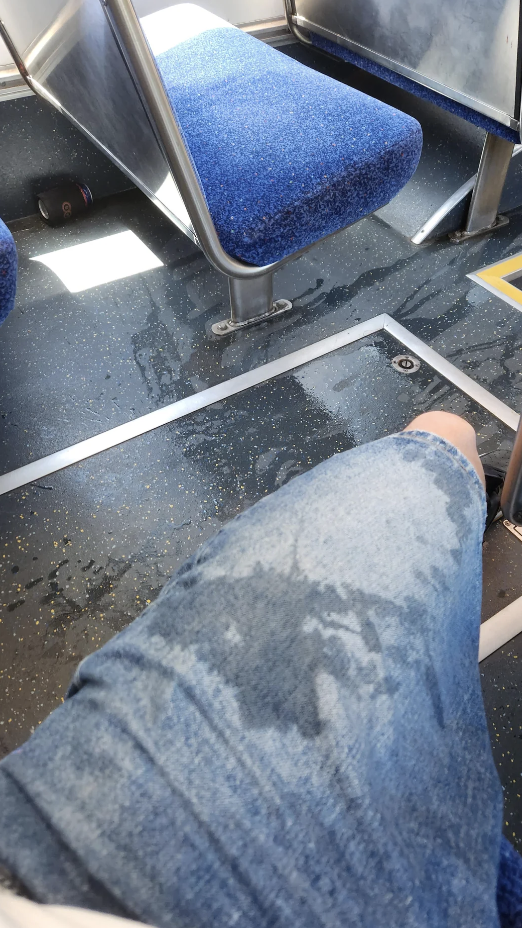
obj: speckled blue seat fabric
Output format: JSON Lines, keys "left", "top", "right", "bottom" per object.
{"left": 0, "top": 218, "right": 16, "bottom": 325}
{"left": 311, "top": 33, "right": 520, "bottom": 145}
{"left": 153, "top": 27, "right": 422, "bottom": 266}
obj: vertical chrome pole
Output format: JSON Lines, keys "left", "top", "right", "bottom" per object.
{"left": 501, "top": 414, "right": 522, "bottom": 525}
{"left": 212, "top": 273, "right": 292, "bottom": 335}
{"left": 228, "top": 274, "right": 274, "bottom": 323}
{"left": 463, "top": 133, "right": 514, "bottom": 236}
{"left": 282, "top": 0, "right": 312, "bottom": 44}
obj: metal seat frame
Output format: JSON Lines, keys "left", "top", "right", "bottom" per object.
{"left": 282, "top": 0, "right": 518, "bottom": 244}
{"left": 0, "top": 0, "right": 401, "bottom": 334}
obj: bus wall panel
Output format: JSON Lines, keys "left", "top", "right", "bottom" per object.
{"left": 0, "top": 96, "right": 132, "bottom": 223}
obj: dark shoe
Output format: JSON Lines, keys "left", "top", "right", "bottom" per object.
{"left": 484, "top": 463, "right": 505, "bottom": 532}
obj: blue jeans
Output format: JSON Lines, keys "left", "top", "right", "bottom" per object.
{"left": 0, "top": 431, "right": 515, "bottom": 927}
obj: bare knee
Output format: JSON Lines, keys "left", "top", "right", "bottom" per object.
{"left": 403, "top": 412, "right": 485, "bottom": 489}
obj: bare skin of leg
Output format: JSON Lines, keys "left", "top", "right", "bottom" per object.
{"left": 404, "top": 412, "right": 485, "bottom": 490}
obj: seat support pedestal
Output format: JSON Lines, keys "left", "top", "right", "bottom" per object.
{"left": 450, "top": 133, "right": 515, "bottom": 242}
{"left": 212, "top": 273, "right": 293, "bottom": 336}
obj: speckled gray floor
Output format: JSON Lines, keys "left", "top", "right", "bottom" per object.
{"left": 3, "top": 182, "right": 522, "bottom": 843}
{"left": 4, "top": 189, "right": 522, "bottom": 462}
{"left": 0, "top": 320, "right": 516, "bottom": 741}
{"left": 0, "top": 95, "right": 131, "bottom": 223}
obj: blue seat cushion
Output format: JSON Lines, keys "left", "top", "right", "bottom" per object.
{"left": 311, "top": 33, "right": 520, "bottom": 146}
{"left": 153, "top": 27, "right": 422, "bottom": 266}
{"left": 0, "top": 218, "right": 17, "bottom": 326}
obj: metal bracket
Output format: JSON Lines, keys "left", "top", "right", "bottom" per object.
{"left": 503, "top": 519, "right": 522, "bottom": 542}
{"left": 449, "top": 214, "right": 509, "bottom": 243}
{"left": 413, "top": 142, "right": 522, "bottom": 245}
{"left": 391, "top": 354, "right": 420, "bottom": 373}
{"left": 452, "top": 133, "right": 515, "bottom": 241}
{"left": 212, "top": 299, "right": 293, "bottom": 336}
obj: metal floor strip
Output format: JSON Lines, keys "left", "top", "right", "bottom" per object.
{"left": 0, "top": 313, "right": 518, "bottom": 497}
{"left": 479, "top": 597, "right": 522, "bottom": 661}
{"left": 382, "top": 316, "right": 519, "bottom": 430}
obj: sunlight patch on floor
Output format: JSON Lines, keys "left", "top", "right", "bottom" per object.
{"left": 31, "top": 230, "right": 163, "bottom": 292}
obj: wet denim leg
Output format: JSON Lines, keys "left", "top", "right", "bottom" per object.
{"left": 0, "top": 431, "right": 502, "bottom": 928}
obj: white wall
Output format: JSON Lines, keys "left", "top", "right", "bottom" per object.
{"left": 0, "top": 0, "right": 69, "bottom": 66}
{"left": 133, "top": 0, "right": 284, "bottom": 23}
{"left": 0, "top": 0, "right": 285, "bottom": 68}
{"left": 0, "top": 37, "right": 12, "bottom": 67}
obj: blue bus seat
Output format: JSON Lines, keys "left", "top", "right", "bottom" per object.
{"left": 310, "top": 33, "right": 519, "bottom": 145}
{"left": 143, "top": 6, "right": 423, "bottom": 267}
{"left": 0, "top": 218, "right": 17, "bottom": 326}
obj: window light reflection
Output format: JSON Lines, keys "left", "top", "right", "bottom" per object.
{"left": 31, "top": 230, "right": 163, "bottom": 293}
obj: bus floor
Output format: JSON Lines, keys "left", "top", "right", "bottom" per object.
{"left": 2, "top": 185, "right": 522, "bottom": 847}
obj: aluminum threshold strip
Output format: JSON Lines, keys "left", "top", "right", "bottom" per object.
{"left": 0, "top": 313, "right": 518, "bottom": 497}
{"left": 479, "top": 596, "right": 522, "bottom": 661}
{"left": 0, "top": 63, "right": 32, "bottom": 101}
{"left": 0, "top": 82, "right": 32, "bottom": 101}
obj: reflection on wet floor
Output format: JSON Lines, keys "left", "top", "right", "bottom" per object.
{"left": 2, "top": 186, "right": 522, "bottom": 845}
{"left": 0, "top": 329, "right": 516, "bottom": 743}
{"left": 3, "top": 188, "right": 522, "bottom": 471}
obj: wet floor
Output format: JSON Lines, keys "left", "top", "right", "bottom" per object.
{"left": 0, "top": 326, "right": 516, "bottom": 750}
{"left": 3, "top": 70, "right": 522, "bottom": 845}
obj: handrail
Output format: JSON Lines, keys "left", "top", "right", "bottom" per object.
{"left": 0, "top": 20, "right": 33, "bottom": 89}
{"left": 102, "top": 0, "right": 276, "bottom": 280}
{"left": 282, "top": 0, "right": 312, "bottom": 45}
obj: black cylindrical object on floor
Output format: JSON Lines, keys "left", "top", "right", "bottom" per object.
{"left": 36, "top": 182, "right": 93, "bottom": 225}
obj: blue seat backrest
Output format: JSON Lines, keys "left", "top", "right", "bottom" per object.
{"left": 311, "top": 34, "right": 520, "bottom": 145}
{"left": 0, "top": 218, "right": 17, "bottom": 326}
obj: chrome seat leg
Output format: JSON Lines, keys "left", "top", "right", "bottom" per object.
{"left": 212, "top": 272, "right": 292, "bottom": 336}
{"left": 451, "top": 133, "right": 514, "bottom": 241}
